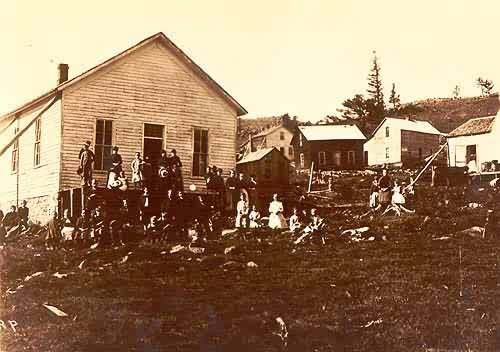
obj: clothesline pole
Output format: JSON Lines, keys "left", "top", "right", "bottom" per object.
{"left": 308, "top": 162, "right": 314, "bottom": 193}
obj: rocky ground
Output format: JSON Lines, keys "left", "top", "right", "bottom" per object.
{"left": 0, "top": 177, "right": 498, "bottom": 351}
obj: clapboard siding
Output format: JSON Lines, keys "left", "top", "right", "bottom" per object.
{"left": 61, "top": 41, "right": 237, "bottom": 191}
{"left": 0, "top": 99, "right": 61, "bottom": 220}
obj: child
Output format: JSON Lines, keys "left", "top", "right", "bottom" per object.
{"left": 289, "top": 207, "right": 302, "bottom": 232}
{"left": 294, "top": 208, "right": 326, "bottom": 245}
{"left": 235, "top": 193, "right": 249, "bottom": 228}
{"left": 248, "top": 205, "right": 261, "bottom": 228}
{"left": 60, "top": 209, "right": 75, "bottom": 245}
{"left": 369, "top": 178, "right": 379, "bottom": 208}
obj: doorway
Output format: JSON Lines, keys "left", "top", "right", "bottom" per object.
{"left": 143, "top": 123, "right": 165, "bottom": 166}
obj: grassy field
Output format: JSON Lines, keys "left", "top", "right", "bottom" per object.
{"left": 0, "top": 185, "right": 498, "bottom": 351}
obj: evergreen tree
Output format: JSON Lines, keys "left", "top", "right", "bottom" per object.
{"left": 367, "top": 51, "right": 385, "bottom": 121}
{"left": 476, "top": 77, "right": 494, "bottom": 96}
{"left": 389, "top": 83, "right": 401, "bottom": 110}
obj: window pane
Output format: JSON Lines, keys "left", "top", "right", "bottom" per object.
{"left": 104, "top": 121, "right": 113, "bottom": 145}
{"left": 200, "top": 154, "right": 208, "bottom": 175}
{"left": 201, "top": 130, "right": 208, "bottom": 154}
{"left": 103, "top": 146, "right": 113, "bottom": 170}
{"left": 96, "top": 120, "right": 104, "bottom": 144}
{"left": 193, "top": 129, "right": 201, "bottom": 153}
{"left": 192, "top": 153, "right": 200, "bottom": 176}
{"left": 95, "top": 145, "right": 103, "bottom": 170}
{"left": 144, "top": 124, "right": 164, "bottom": 138}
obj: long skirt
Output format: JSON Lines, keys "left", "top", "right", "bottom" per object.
{"left": 268, "top": 213, "right": 286, "bottom": 229}
{"left": 61, "top": 227, "right": 75, "bottom": 241}
{"left": 379, "top": 190, "right": 391, "bottom": 205}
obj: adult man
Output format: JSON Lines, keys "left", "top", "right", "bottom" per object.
{"left": 18, "top": 200, "right": 29, "bottom": 231}
{"left": 75, "top": 209, "right": 90, "bottom": 245}
{"left": 3, "top": 206, "right": 19, "bottom": 234}
{"left": 79, "top": 141, "right": 95, "bottom": 187}
{"left": 225, "top": 170, "right": 238, "bottom": 212}
{"left": 168, "top": 149, "right": 183, "bottom": 191}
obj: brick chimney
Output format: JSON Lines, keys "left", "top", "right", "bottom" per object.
{"left": 58, "top": 63, "right": 69, "bottom": 85}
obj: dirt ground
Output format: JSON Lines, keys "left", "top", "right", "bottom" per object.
{"left": 0, "top": 176, "right": 498, "bottom": 351}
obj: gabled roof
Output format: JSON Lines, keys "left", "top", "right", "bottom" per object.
{"left": 237, "top": 147, "right": 277, "bottom": 164}
{"left": 369, "top": 117, "right": 442, "bottom": 138}
{"left": 239, "top": 124, "right": 293, "bottom": 148}
{"left": 0, "top": 32, "right": 247, "bottom": 122}
{"left": 298, "top": 124, "right": 366, "bottom": 141}
{"left": 448, "top": 116, "right": 495, "bottom": 137}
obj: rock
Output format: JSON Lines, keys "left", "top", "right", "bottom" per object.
{"left": 24, "top": 271, "right": 44, "bottom": 282}
{"left": 224, "top": 246, "right": 237, "bottom": 255}
{"left": 247, "top": 261, "right": 259, "bottom": 268}
{"left": 170, "top": 245, "right": 186, "bottom": 254}
{"left": 456, "top": 226, "right": 485, "bottom": 239}
{"left": 188, "top": 246, "right": 205, "bottom": 254}
{"left": 222, "top": 261, "right": 245, "bottom": 270}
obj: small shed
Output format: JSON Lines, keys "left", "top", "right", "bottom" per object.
{"left": 236, "top": 147, "right": 290, "bottom": 185}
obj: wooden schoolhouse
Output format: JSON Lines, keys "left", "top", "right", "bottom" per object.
{"left": 0, "top": 32, "right": 246, "bottom": 223}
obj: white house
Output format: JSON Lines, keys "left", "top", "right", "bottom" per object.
{"left": 447, "top": 115, "right": 500, "bottom": 171}
{"left": 364, "top": 117, "right": 442, "bottom": 166}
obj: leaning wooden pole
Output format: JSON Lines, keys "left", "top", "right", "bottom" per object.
{"left": 404, "top": 142, "right": 448, "bottom": 191}
{"left": 307, "top": 162, "right": 315, "bottom": 193}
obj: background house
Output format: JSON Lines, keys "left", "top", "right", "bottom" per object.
{"left": 239, "top": 124, "right": 295, "bottom": 161}
{"left": 236, "top": 147, "right": 290, "bottom": 185}
{"left": 364, "top": 117, "right": 442, "bottom": 167}
{"left": 447, "top": 115, "right": 500, "bottom": 171}
{"left": 291, "top": 124, "right": 366, "bottom": 170}
{"left": 0, "top": 32, "right": 246, "bottom": 222}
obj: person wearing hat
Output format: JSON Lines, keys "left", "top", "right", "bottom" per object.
{"left": 79, "top": 141, "right": 95, "bottom": 187}
{"left": 131, "top": 152, "right": 144, "bottom": 188}
{"left": 168, "top": 149, "right": 183, "bottom": 191}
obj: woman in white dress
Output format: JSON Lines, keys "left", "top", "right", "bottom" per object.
{"left": 235, "top": 193, "right": 249, "bottom": 228}
{"left": 268, "top": 193, "right": 287, "bottom": 229}
{"left": 61, "top": 209, "right": 75, "bottom": 242}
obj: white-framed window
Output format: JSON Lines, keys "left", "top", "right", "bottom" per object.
{"left": 318, "top": 151, "right": 326, "bottom": 166}
{"left": 11, "top": 126, "right": 19, "bottom": 173}
{"left": 280, "top": 131, "right": 285, "bottom": 140}
{"left": 279, "top": 147, "right": 285, "bottom": 154}
{"left": 34, "top": 118, "right": 41, "bottom": 167}
{"left": 347, "top": 150, "right": 355, "bottom": 165}
{"left": 385, "top": 126, "right": 390, "bottom": 137}
{"left": 333, "top": 151, "right": 341, "bottom": 166}
{"left": 385, "top": 147, "right": 390, "bottom": 159}
{"left": 300, "top": 153, "right": 305, "bottom": 168}
{"left": 193, "top": 128, "right": 208, "bottom": 176}
{"left": 95, "top": 119, "right": 113, "bottom": 170}
{"left": 288, "top": 146, "right": 294, "bottom": 158}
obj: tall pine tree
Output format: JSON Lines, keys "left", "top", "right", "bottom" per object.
{"left": 367, "top": 51, "right": 385, "bottom": 121}
{"left": 389, "top": 83, "right": 401, "bottom": 111}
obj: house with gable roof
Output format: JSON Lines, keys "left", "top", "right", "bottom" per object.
{"left": 363, "top": 117, "right": 442, "bottom": 167}
{"left": 0, "top": 32, "right": 246, "bottom": 222}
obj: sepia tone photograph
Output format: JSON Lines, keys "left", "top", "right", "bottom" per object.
{"left": 0, "top": 0, "right": 498, "bottom": 351}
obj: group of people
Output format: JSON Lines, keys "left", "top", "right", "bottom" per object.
{"left": 368, "top": 169, "right": 415, "bottom": 216}
{"left": 0, "top": 200, "right": 30, "bottom": 242}
{"left": 79, "top": 140, "right": 184, "bottom": 193}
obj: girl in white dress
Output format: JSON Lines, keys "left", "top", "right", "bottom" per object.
{"left": 131, "top": 152, "right": 144, "bottom": 188}
{"left": 268, "top": 193, "right": 287, "bottom": 229}
{"left": 289, "top": 207, "right": 301, "bottom": 232}
{"left": 235, "top": 193, "right": 249, "bottom": 228}
{"left": 248, "top": 205, "right": 261, "bottom": 228}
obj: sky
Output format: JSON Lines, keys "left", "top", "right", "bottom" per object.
{"left": 1, "top": 0, "right": 500, "bottom": 121}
